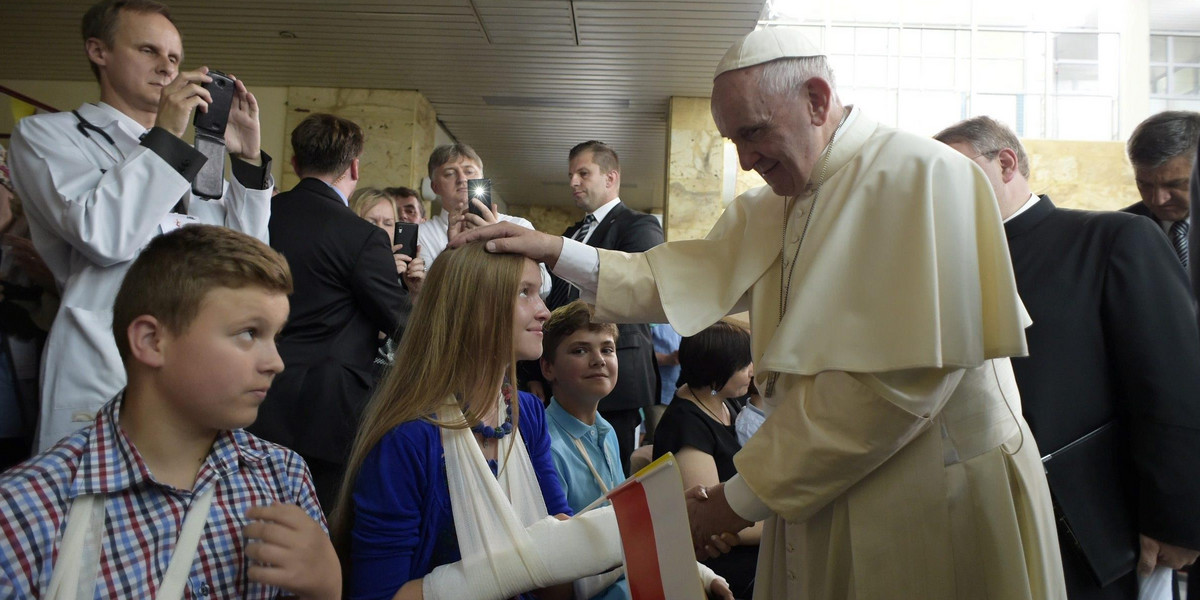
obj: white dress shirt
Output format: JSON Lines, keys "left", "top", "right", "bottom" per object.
{"left": 1003, "top": 193, "right": 1041, "bottom": 223}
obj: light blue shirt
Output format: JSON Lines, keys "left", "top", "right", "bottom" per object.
{"left": 545, "top": 399, "right": 629, "bottom": 600}
{"left": 321, "top": 180, "right": 348, "bottom": 205}
{"left": 651, "top": 324, "right": 682, "bottom": 405}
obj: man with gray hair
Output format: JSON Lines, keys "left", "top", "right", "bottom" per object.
{"left": 1124, "top": 111, "right": 1200, "bottom": 271}
{"left": 937, "top": 115, "right": 1200, "bottom": 600}
{"left": 417, "top": 143, "right": 550, "bottom": 296}
{"left": 457, "top": 27, "right": 1065, "bottom": 599}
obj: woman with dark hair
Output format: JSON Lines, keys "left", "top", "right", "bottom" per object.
{"left": 653, "top": 321, "right": 759, "bottom": 598}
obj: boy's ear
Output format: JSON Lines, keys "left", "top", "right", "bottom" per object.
{"left": 127, "top": 315, "right": 168, "bottom": 368}
{"left": 539, "top": 356, "right": 555, "bottom": 383}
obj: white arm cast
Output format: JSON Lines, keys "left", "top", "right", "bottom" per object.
{"left": 423, "top": 507, "right": 622, "bottom": 600}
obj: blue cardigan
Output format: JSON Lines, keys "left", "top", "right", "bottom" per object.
{"left": 348, "top": 392, "right": 572, "bottom": 600}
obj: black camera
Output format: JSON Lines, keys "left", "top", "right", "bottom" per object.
{"left": 191, "top": 70, "right": 236, "bottom": 200}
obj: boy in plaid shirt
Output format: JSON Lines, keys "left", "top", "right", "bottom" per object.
{"left": 0, "top": 225, "right": 339, "bottom": 598}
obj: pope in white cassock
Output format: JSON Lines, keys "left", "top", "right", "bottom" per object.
{"left": 454, "top": 27, "right": 1067, "bottom": 600}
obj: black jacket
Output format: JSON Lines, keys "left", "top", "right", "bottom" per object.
{"left": 547, "top": 201, "right": 665, "bottom": 411}
{"left": 249, "top": 178, "right": 410, "bottom": 464}
{"left": 1005, "top": 195, "right": 1200, "bottom": 595}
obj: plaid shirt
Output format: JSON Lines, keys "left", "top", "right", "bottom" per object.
{"left": 0, "top": 395, "right": 325, "bottom": 598}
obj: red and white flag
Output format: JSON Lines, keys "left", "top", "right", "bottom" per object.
{"left": 604, "top": 453, "right": 706, "bottom": 600}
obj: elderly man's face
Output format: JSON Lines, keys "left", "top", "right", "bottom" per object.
{"left": 430, "top": 157, "right": 481, "bottom": 214}
{"left": 1134, "top": 153, "right": 1193, "bottom": 222}
{"left": 711, "top": 67, "right": 826, "bottom": 197}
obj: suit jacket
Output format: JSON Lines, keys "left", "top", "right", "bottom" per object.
{"left": 1191, "top": 142, "right": 1199, "bottom": 296}
{"left": 249, "top": 178, "right": 410, "bottom": 463}
{"left": 548, "top": 202, "right": 665, "bottom": 412}
{"left": 1005, "top": 195, "right": 1200, "bottom": 593}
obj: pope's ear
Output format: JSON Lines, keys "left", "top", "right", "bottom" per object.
{"left": 803, "top": 77, "right": 835, "bottom": 126}
{"left": 127, "top": 315, "right": 168, "bottom": 369}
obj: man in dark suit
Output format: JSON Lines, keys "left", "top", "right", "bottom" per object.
{"left": 1123, "top": 111, "right": 1199, "bottom": 274}
{"left": 542, "top": 140, "right": 665, "bottom": 475}
{"left": 249, "top": 114, "right": 410, "bottom": 509}
{"left": 937, "top": 116, "right": 1200, "bottom": 600}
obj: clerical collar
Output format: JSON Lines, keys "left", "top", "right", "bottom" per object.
{"left": 1003, "top": 193, "right": 1040, "bottom": 223}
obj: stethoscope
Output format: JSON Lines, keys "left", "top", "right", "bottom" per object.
{"left": 70, "top": 108, "right": 132, "bottom": 168}
{"left": 71, "top": 110, "right": 116, "bottom": 147}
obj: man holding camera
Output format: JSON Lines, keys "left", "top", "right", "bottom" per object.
{"left": 417, "top": 143, "right": 551, "bottom": 296}
{"left": 8, "top": 0, "right": 272, "bottom": 450}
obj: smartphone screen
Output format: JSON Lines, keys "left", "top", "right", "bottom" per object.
{"left": 466, "top": 178, "right": 493, "bottom": 219}
{"left": 394, "top": 222, "right": 418, "bottom": 258}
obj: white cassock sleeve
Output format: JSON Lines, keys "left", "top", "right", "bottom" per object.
{"left": 733, "top": 368, "right": 965, "bottom": 522}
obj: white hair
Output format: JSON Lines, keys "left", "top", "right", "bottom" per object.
{"left": 756, "top": 56, "right": 838, "bottom": 99}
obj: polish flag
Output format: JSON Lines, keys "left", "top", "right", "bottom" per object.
{"left": 606, "top": 453, "right": 706, "bottom": 600}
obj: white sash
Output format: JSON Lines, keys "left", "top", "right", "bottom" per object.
{"left": 436, "top": 398, "right": 553, "bottom": 591}
{"left": 44, "top": 486, "right": 216, "bottom": 600}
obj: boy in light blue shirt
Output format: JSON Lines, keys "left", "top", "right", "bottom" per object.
{"left": 541, "top": 301, "right": 628, "bottom": 600}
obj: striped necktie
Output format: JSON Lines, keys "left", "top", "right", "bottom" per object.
{"left": 1170, "top": 220, "right": 1189, "bottom": 269}
{"left": 573, "top": 214, "right": 597, "bottom": 242}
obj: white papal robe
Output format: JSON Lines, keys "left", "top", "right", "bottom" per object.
{"left": 554, "top": 108, "right": 1066, "bottom": 599}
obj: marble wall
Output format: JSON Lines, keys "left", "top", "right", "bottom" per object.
{"left": 663, "top": 96, "right": 1142, "bottom": 241}
{"left": 282, "top": 87, "right": 436, "bottom": 192}
{"left": 1024, "top": 140, "right": 1139, "bottom": 211}
{"left": 664, "top": 97, "right": 727, "bottom": 241}
{"left": 507, "top": 204, "right": 578, "bottom": 237}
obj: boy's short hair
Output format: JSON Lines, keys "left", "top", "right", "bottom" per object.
{"left": 542, "top": 300, "right": 619, "bottom": 361}
{"left": 112, "top": 225, "right": 292, "bottom": 362}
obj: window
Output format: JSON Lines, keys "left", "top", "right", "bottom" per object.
{"left": 761, "top": 0, "right": 1124, "bottom": 140}
{"left": 1151, "top": 35, "right": 1200, "bottom": 113}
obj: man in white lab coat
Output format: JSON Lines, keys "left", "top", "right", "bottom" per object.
{"left": 9, "top": 0, "right": 272, "bottom": 450}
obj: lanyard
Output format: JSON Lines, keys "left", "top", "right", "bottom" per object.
{"left": 570, "top": 436, "right": 611, "bottom": 495}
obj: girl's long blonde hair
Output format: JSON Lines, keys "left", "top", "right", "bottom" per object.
{"left": 330, "top": 241, "right": 525, "bottom": 579}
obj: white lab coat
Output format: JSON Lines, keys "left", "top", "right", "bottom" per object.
{"left": 9, "top": 102, "right": 271, "bottom": 450}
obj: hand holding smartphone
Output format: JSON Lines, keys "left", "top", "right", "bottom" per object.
{"left": 192, "top": 69, "right": 236, "bottom": 199}
{"left": 393, "top": 222, "right": 419, "bottom": 259}
{"left": 466, "top": 178, "right": 493, "bottom": 220}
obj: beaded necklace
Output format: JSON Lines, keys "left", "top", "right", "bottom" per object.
{"left": 471, "top": 383, "right": 514, "bottom": 441}
{"left": 471, "top": 383, "right": 515, "bottom": 476}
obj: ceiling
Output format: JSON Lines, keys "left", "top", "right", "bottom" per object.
{"left": 0, "top": 1, "right": 766, "bottom": 210}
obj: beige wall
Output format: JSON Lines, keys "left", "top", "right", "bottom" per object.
{"left": 1024, "top": 140, "right": 1138, "bottom": 211}
{"left": 507, "top": 204, "right": 577, "bottom": 236}
{"left": 282, "top": 87, "right": 435, "bottom": 193}
{"left": 662, "top": 95, "right": 1141, "bottom": 241}
{"left": 664, "top": 97, "right": 726, "bottom": 241}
